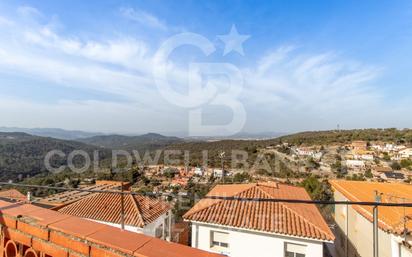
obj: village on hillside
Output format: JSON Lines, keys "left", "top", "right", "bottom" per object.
{"left": 1, "top": 138, "right": 412, "bottom": 257}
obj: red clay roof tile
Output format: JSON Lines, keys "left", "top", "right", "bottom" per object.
{"left": 184, "top": 183, "right": 334, "bottom": 241}
{"left": 57, "top": 193, "right": 170, "bottom": 228}
{"left": 0, "top": 200, "right": 222, "bottom": 257}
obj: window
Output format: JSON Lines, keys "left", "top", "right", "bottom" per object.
{"left": 210, "top": 231, "right": 229, "bottom": 249}
{"left": 285, "top": 243, "right": 306, "bottom": 257}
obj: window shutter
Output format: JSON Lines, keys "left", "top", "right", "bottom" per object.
{"left": 286, "top": 243, "right": 306, "bottom": 254}
{"left": 213, "top": 231, "right": 228, "bottom": 243}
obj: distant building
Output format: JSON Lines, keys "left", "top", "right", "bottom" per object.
{"left": 346, "top": 160, "right": 366, "bottom": 169}
{"left": 194, "top": 167, "right": 205, "bottom": 176}
{"left": 399, "top": 148, "right": 412, "bottom": 159}
{"left": 381, "top": 172, "right": 405, "bottom": 181}
{"left": 360, "top": 154, "right": 375, "bottom": 161}
{"left": 184, "top": 182, "right": 334, "bottom": 257}
{"left": 213, "top": 169, "right": 229, "bottom": 178}
{"left": 330, "top": 180, "right": 412, "bottom": 257}
{"left": 373, "top": 166, "right": 393, "bottom": 173}
{"left": 351, "top": 141, "right": 368, "bottom": 151}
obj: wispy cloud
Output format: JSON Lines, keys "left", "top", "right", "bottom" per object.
{"left": 120, "top": 7, "right": 167, "bottom": 31}
{"left": 0, "top": 4, "right": 403, "bottom": 133}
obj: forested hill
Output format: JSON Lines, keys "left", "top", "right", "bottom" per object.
{"left": 77, "top": 133, "right": 183, "bottom": 151}
{"left": 272, "top": 128, "right": 412, "bottom": 146}
{"left": 0, "top": 132, "right": 107, "bottom": 181}
{"left": 164, "top": 129, "right": 412, "bottom": 164}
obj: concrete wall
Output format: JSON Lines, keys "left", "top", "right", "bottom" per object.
{"left": 191, "top": 222, "right": 325, "bottom": 257}
{"left": 334, "top": 190, "right": 412, "bottom": 257}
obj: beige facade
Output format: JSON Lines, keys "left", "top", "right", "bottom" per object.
{"left": 334, "top": 190, "right": 412, "bottom": 257}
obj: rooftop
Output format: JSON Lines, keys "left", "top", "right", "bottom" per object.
{"left": 0, "top": 200, "right": 222, "bottom": 257}
{"left": 0, "top": 189, "right": 26, "bottom": 202}
{"left": 183, "top": 182, "right": 334, "bottom": 242}
{"left": 38, "top": 181, "right": 125, "bottom": 208}
{"left": 57, "top": 192, "right": 170, "bottom": 228}
{"left": 330, "top": 180, "right": 412, "bottom": 234}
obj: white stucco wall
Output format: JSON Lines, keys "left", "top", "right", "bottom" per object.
{"left": 334, "top": 190, "right": 412, "bottom": 257}
{"left": 190, "top": 222, "right": 325, "bottom": 257}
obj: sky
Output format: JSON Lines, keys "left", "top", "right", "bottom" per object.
{"left": 0, "top": 0, "right": 412, "bottom": 136}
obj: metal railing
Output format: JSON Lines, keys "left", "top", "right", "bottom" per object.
{"left": 1, "top": 182, "right": 411, "bottom": 257}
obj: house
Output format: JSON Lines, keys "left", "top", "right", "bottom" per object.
{"left": 381, "top": 172, "right": 405, "bottom": 181}
{"left": 56, "top": 192, "right": 173, "bottom": 241}
{"left": 399, "top": 148, "right": 412, "bottom": 159}
{"left": 330, "top": 180, "right": 412, "bottom": 257}
{"left": 373, "top": 166, "right": 393, "bottom": 173}
{"left": 183, "top": 182, "right": 334, "bottom": 257}
{"left": 0, "top": 199, "right": 223, "bottom": 257}
{"left": 213, "top": 169, "right": 228, "bottom": 178}
{"left": 346, "top": 160, "right": 366, "bottom": 169}
{"left": 194, "top": 167, "right": 205, "bottom": 176}
{"left": 351, "top": 141, "right": 368, "bottom": 151}
{"left": 295, "top": 147, "right": 316, "bottom": 156}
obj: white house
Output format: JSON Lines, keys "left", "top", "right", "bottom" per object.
{"left": 194, "top": 167, "right": 205, "bottom": 176}
{"left": 184, "top": 182, "right": 334, "bottom": 257}
{"left": 399, "top": 148, "right": 412, "bottom": 159}
{"left": 57, "top": 192, "right": 173, "bottom": 241}
{"left": 330, "top": 180, "right": 412, "bottom": 257}
{"left": 213, "top": 169, "right": 228, "bottom": 178}
{"left": 346, "top": 159, "right": 366, "bottom": 169}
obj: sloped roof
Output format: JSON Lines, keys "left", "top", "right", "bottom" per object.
{"left": 0, "top": 189, "right": 26, "bottom": 202}
{"left": 183, "top": 182, "right": 334, "bottom": 242}
{"left": 330, "top": 180, "right": 412, "bottom": 235}
{"left": 57, "top": 192, "right": 171, "bottom": 228}
{"left": 39, "top": 182, "right": 123, "bottom": 207}
{"left": 0, "top": 200, "right": 222, "bottom": 257}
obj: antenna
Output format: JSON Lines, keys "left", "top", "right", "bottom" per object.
{"left": 219, "top": 151, "right": 226, "bottom": 183}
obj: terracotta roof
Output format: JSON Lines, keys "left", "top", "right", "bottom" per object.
{"left": 330, "top": 180, "right": 412, "bottom": 235}
{"left": 0, "top": 200, "right": 222, "bottom": 257}
{"left": 57, "top": 192, "right": 171, "bottom": 227}
{"left": 38, "top": 182, "right": 123, "bottom": 207}
{"left": 183, "top": 182, "right": 334, "bottom": 241}
{"left": 0, "top": 189, "right": 26, "bottom": 202}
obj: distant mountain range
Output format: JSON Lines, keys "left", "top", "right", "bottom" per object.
{"left": 0, "top": 127, "right": 103, "bottom": 140}
{"left": 0, "top": 127, "right": 285, "bottom": 141}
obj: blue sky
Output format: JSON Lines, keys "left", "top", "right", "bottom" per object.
{"left": 0, "top": 0, "right": 411, "bottom": 135}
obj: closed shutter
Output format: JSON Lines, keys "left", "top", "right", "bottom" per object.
{"left": 213, "top": 231, "right": 228, "bottom": 243}
{"left": 286, "top": 243, "right": 306, "bottom": 255}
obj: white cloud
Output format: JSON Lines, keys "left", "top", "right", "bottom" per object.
{"left": 0, "top": 4, "right": 406, "bottom": 133}
{"left": 120, "top": 7, "right": 167, "bottom": 31}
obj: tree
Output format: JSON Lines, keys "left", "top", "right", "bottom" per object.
{"left": 233, "top": 172, "right": 252, "bottom": 183}
{"left": 400, "top": 159, "right": 412, "bottom": 169}
{"left": 383, "top": 152, "right": 391, "bottom": 161}
{"left": 391, "top": 161, "right": 402, "bottom": 171}
{"left": 300, "top": 176, "right": 333, "bottom": 201}
{"left": 365, "top": 169, "right": 373, "bottom": 178}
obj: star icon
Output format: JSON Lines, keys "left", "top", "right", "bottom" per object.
{"left": 218, "top": 24, "right": 250, "bottom": 56}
